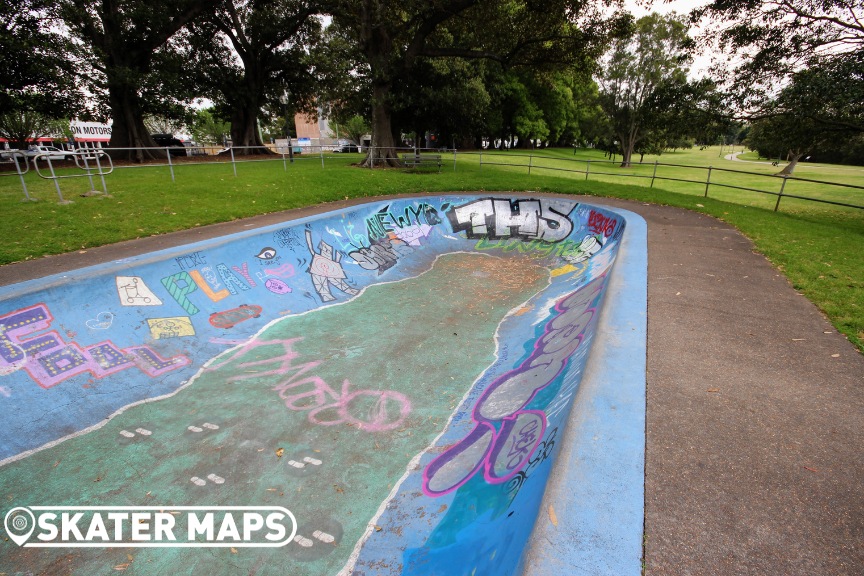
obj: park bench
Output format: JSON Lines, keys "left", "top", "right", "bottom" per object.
{"left": 401, "top": 153, "right": 442, "bottom": 172}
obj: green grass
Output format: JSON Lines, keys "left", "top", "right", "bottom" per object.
{"left": 1, "top": 147, "right": 862, "bottom": 352}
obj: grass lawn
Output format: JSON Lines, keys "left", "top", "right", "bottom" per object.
{"left": 1, "top": 146, "right": 862, "bottom": 352}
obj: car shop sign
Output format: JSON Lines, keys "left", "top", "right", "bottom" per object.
{"left": 70, "top": 121, "right": 112, "bottom": 142}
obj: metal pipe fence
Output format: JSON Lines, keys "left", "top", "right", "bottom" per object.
{"left": 4, "top": 144, "right": 862, "bottom": 212}
{"left": 473, "top": 151, "right": 864, "bottom": 212}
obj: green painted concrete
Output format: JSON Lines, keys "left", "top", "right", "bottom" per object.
{"left": 0, "top": 253, "right": 547, "bottom": 575}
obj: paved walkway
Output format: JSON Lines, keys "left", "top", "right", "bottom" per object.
{"left": 2, "top": 195, "right": 862, "bottom": 575}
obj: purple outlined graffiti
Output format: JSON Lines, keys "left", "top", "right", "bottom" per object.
{"left": 504, "top": 427, "right": 558, "bottom": 502}
{"left": 0, "top": 304, "right": 190, "bottom": 388}
{"left": 422, "top": 273, "right": 607, "bottom": 496}
{"left": 446, "top": 198, "right": 575, "bottom": 242}
{"left": 206, "top": 337, "right": 411, "bottom": 432}
{"left": 343, "top": 202, "right": 445, "bottom": 274}
{"left": 305, "top": 229, "right": 359, "bottom": 302}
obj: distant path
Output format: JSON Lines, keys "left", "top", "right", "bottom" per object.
{"left": 725, "top": 151, "right": 864, "bottom": 173}
{"left": 724, "top": 152, "right": 775, "bottom": 165}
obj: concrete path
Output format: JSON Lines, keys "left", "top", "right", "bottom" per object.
{"left": 2, "top": 194, "right": 862, "bottom": 575}
{"left": 597, "top": 197, "right": 864, "bottom": 576}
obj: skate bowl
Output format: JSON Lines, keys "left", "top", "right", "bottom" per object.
{"left": 0, "top": 194, "right": 646, "bottom": 575}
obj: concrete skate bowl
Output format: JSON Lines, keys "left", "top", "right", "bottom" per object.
{"left": 0, "top": 195, "right": 646, "bottom": 575}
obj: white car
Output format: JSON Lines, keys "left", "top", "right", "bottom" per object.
{"left": 0, "top": 149, "right": 26, "bottom": 161}
{"left": 26, "top": 145, "right": 74, "bottom": 161}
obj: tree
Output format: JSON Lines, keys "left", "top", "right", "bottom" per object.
{"left": 0, "top": 111, "right": 68, "bottom": 151}
{"left": 329, "top": 115, "right": 370, "bottom": 146}
{"left": 325, "top": 0, "right": 631, "bottom": 167}
{"left": 391, "top": 57, "right": 493, "bottom": 149}
{"left": 643, "top": 78, "right": 734, "bottom": 149}
{"left": 744, "top": 62, "right": 862, "bottom": 175}
{"left": 56, "top": 0, "right": 214, "bottom": 161}
{"left": 144, "top": 115, "right": 186, "bottom": 136}
{"left": 745, "top": 114, "right": 828, "bottom": 175}
{"left": 775, "top": 51, "right": 864, "bottom": 134}
{"left": 693, "top": 0, "right": 863, "bottom": 104}
{"left": 185, "top": 0, "right": 323, "bottom": 153}
{"left": 1, "top": 1, "right": 82, "bottom": 121}
{"left": 187, "top": 108, "right": 231, "bottom": 146}
{"left": 693, "top": 2, "right": 863, "bottom": 172}
{"left": 598, "top": 12, "right": 691, "bottom": 167}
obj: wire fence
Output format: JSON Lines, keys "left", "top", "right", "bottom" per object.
{"left": 3, "top": 144, "right": 863, "bottom": 213}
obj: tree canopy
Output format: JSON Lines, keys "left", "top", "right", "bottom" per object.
{"left": 693, "top": 0, "right": 864, "bottom": 109}
{"left": 0, "top": 1, "right": 82, "bottom": 121}
{"left": 184, "top": 0, "right": 323, "bottom": 152}
{"left": 598, "top": 12, "right": 691, "bottom": 166}
{"left": 11, "top": 0, "right": 860, "bottom": 169}
{"left": 55, "top": 0, "right": 216, "bottom": 160}
{"left": 324, "top": 0, "right": 632, "bottom": 166}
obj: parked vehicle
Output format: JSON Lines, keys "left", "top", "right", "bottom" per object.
{"left": 151, "top": 134, "right": 187, "bottom": 156}
{"left": 0, "top": 149, "right": 26, "bottom": 162}
{"left": 183, "top": 141, "right": 207, "bottom": 156}
{"left": 336, "top": 143, "right": 360, "bottom": 153}
{"left": 26, "top": 145, "right": 74, "bottom": 161}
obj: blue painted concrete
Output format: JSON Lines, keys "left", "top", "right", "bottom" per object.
{"left": 523, "top": 207, "right": 647, "bottom": 575}
{"left": 0, "top": 195, "right": 646, "bottom": 575}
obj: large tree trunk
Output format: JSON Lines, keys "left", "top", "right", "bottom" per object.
{"left": 620, "top": 129, "right": 637, "bottom": 167}
{"left": 230, "top": 99, "right": 271, "bottom": 155}
{"left": 361, "top": 81, "right": 401, "bottom": 168}
{"left": 776, "top": 149, "right": 804, "bottom": 176}
{"left": 106, "top": 75, "right": 164, "bottom": 162}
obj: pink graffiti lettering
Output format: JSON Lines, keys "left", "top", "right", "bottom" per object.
{"left": 207, "top": 337, "right": 411, "bottom": 432}
{"left": 231, "top": 262, "right": 257, "bottom": 288}
{"left": 264, "top": 263, "right": 296, "bottom": 278}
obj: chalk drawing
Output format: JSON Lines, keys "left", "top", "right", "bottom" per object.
{"left": 85, "top": 312, "right": 114, "bottom": 330}
{"left": 116, "top": 276, "right": 163, "bottom": 306}
{"left": 305, "top": 229, "right": 359, "bottom": 302}
{"left": 147, "top": 316, "right": 195, "bottom": 339}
